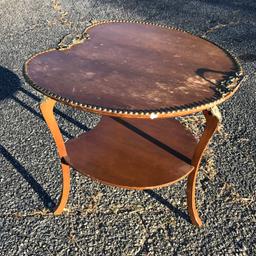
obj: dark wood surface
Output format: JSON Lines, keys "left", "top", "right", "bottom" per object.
{"left": 64, "top": 117, "right": 197, "bottom": 189}
{"left": 24, "top": 21, "right": 241, "bottom": 118}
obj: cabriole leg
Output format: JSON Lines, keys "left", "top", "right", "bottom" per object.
{"left": 40, "top": 97, "right": 70, "bottom": 215}
{"left": 187, "top": 106, "right": 221, "bottom": 226}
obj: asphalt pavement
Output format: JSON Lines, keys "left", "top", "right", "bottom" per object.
{"left": 0, "top": 0, "right": 255, "bottom": 255}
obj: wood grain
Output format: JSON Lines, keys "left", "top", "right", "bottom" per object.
{"left": 64, "top": 117, "right": 197, "bottom": 189}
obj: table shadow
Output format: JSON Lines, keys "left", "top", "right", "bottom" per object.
{"left": 0, "top": 66, "right": 90, "bottom": 139}
{"left": 0, "top": 66, "right": 20, "bottom": 100}
{"left": 0, "top": 66, "right": 90, "bottom": 210}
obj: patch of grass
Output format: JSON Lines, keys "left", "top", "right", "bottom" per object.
{"left": 219, "top": 182, "right": 255, "bottom": 205}
{"left": 51, "top": 0, "right": 72, "bottom": 28}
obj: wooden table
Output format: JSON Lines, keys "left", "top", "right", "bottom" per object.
{"left": 24, "top": 20, "right": 243, "bottom": 226}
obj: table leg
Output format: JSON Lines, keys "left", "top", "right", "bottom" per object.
{"left": 40, "top": 97, "right": 70, "bottom": 215}
{"left": 187, "top": 106, "right": 221, "bottom": 226}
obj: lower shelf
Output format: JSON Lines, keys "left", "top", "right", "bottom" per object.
{"left": 64, "top": 117, "right": 197, "bottom": 189}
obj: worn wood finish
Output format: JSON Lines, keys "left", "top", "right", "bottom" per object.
{"left": 187, "top": 106, "right": 221, "bottom": 226}
{"left": 64, "top": 117, "right": 197, "bottom": 189}
{"left": 24, "top": 21, "right": 243, "bottom": 119}
{"left": 24, "top": 21, "right": 242, "bottom": 225}
{"left": 40, "top": 97, "right": 70, "bottom": 215}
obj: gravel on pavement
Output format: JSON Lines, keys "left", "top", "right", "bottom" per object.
{"left": 0, "top": 0, "right": 255, "bottom": 255}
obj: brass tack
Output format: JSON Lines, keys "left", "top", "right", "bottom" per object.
{"left": 150, "top": 112, "right": 158, "bottom": 119}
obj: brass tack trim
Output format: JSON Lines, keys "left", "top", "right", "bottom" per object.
{"left": 23, "top": 19, "right": 244, "bottom": 118}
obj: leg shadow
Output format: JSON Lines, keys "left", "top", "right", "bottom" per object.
{"left": 18, "top": 87, "right": 90, "bottom": 132}
{"left": 0, "top": 144, "right": 56, "bottom": 210}
{"left": 144, "top": 190, "right": 190, "bottom": 223}
{"left": 113, "top": 118, "right": 192, "bottom": 165}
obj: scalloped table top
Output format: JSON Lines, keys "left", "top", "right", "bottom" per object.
{"left": 24, "top": 21, "right": 243, "bottom": 118}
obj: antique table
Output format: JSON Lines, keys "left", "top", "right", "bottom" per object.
{"left": 24, "top": 20, "right": 243, "bottom": 226}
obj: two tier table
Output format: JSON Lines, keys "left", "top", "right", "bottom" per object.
{"left": 24, "top": 20, "right": 243, "bottom": 226}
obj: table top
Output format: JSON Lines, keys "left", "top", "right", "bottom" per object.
{"left": 24, "top": 20, "right": 243, "bottom": 119}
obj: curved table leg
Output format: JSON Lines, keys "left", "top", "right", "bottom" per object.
{"left": 187, "top": 106, "right": 221, "bottom": 226}
{"left": 40, "top": 97, "right": 70, "bottom": 215}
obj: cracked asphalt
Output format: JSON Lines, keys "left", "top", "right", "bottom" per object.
{"left": 0, "top": 0, "right": 255, "bottom": 255}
